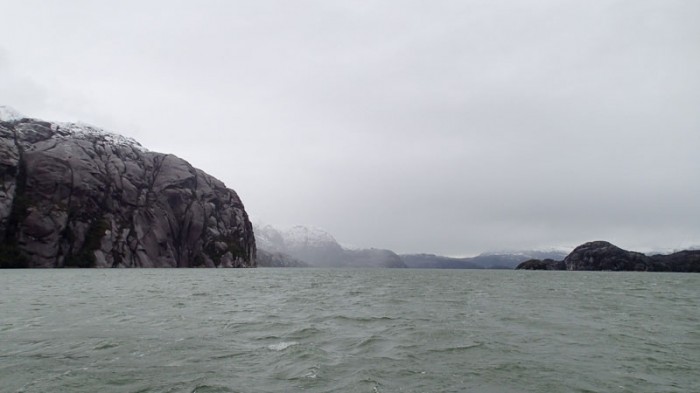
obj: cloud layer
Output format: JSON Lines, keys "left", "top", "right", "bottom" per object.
{"left": 2, "top": 1, "right": 698, "bottom": 255}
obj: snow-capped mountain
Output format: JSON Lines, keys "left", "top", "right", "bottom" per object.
{"left": 253, "top": 224, "right": 405, "bottom": 268}
{"left": 50, "top": 121, "right": 147, "bottom": 152}
{"left": 279, "top": 225, "right": 342, "bottom": 252}
{"left": 254, "top": 223, "right": 571, "bottom": 269}
{"left": 0, "top": 106, "right": 145, "bottom": 152}
{"left": 254, "top": 225, "right": 341, "bottom": 254}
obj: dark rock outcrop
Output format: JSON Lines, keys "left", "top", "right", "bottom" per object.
{"left": 650, "top": 250, "right": 700, "bottom": 272}
{"left": 516, "top": 258, "right": 565, "bottom": 270}
{"left": 564, "top": 241, "right": 654, "bottom": 271}
{"left": 0, "top": 109, "right": 255, "bottom": 268}
{"left": 516, "top": 240, "right": 699, "bottom": 272}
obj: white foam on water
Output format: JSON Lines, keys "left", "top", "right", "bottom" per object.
{"left": 267, "top": 341, "right": 298, "bottom": 351}
{"left": 304, "top": 368, "right": 319, "bottom": 379}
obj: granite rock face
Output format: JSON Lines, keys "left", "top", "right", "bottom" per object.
{"left": 563, "top": 241, "right": 654, "bottom": 271}
{"left": 0, "top": 110, "right": 255, "bottom": 268}
{"left": 516, "top": 258, "right": 565, "bottom": 270}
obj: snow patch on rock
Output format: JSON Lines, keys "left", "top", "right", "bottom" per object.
{"left": 0, "top": 105, "right": 147, "bottom": 152}
{"left": 52, "top": 121, "right": 148, "bottom": 152}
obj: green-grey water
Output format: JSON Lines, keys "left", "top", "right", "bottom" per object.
{"left": 1, "top": 269, "right": 698, "bottom": 393}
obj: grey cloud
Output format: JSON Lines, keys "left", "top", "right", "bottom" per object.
{"left": 0, "top": 0, "right": 698, "bottom": 255}
{"left": 0, "top": 48, "right": 49, "bottom": 115}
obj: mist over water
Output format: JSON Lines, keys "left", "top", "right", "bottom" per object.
{"left": 1, "top": 269, "right": 698, "bottom": 393}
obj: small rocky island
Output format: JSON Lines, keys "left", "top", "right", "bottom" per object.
{"left": 517, "top": 241, "right": 700, "bottom": 272}
{"left": 0, "top": 107, "right": 256, "bottom": 268}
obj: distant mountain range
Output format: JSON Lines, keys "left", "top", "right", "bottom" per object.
{"left": 254, "top": 224, "right": 405, "bottom": 268}
{"left": 401, "top": 250, "right": 569, "bottom": 269}
{"left": 254, "top": 224, "right": 568, "bottom": 269}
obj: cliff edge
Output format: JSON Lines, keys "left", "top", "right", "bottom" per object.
{"left": 0, "top": 107, "right": 255, "bottom": 268}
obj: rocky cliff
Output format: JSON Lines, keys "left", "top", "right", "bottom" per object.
{"left": 516, "top": 241, "right": 700, "bottom": 272}
{"left": 0, "top": 108, "right": 255, "bottom": 268}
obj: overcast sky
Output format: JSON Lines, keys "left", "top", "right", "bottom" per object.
{"left": 1, "top": 0, "right": 698, "bottom": 256}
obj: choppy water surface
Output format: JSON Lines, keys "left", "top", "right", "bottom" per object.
{"left": 1, "top": 269, "right": 698, "bottom": 393}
